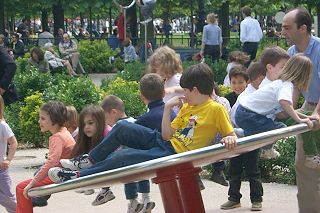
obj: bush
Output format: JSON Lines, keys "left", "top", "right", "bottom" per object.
{"left": 78, "top": 40, "right": 120, "bottom": 73}
{"left": 5, "top": 101, "right": 23, "bottom": 142}
{"left": 19, "top": 92, "right": 49, "bottom": 147}
{"left": 101, "top": 77, "right": 146, "bottom": 118}
{"left": 120, "top": 61, "right": 146, "bottom": 82}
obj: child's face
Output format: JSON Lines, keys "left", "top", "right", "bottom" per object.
{"left": 83, "top": 115, "right": 97, "bottom": 138}
{"left": 38, "top": 110, "right": 54, "bottom": 133}
{"left": 230, "top": 76, "right": 248, "bottom": 95}
{"left": 183, "top": 88, "right": 196, "bottom": 105}
{"left": 266, "top": 59, "right": 288, "bottom": 81}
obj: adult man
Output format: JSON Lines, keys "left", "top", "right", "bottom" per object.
{"left": 282, "top": 7, "right": 320, "bottom": 213}
{"left": 38, "top": 27, "right": 54, "bottom": 47}
{"left": 9, "top": 33, "right": 25, "bottom": 59}
{"left": 240, "top": 6, "right": 263, "bottom": 64}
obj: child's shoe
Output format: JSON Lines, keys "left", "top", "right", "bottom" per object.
{"left": 210, "top": 170, "right": 229, "bottom": 186}
{"left": 60, "top": 154, "right": 93, "bottom": 170}
{"left": 84, "top": 189, "right": 95, "bottom": 195}
{"left": 92, "top": 188, "right": 115, "bottom": 206}
{"left": 260, "top": 148, "right": 280, "bottom": 159}
{"left": 251, "top": 202, "right": 262, "bottom": 211}
{"left": 304, "top": 155, "right": 320, "bottom": 169}
{"left": 48, "top": 167, "right": 79, "bottom": 183}
{"left": 220, "top": 200, "right": 241, "bottom": 210}
{"left": 139, "top": 195, "right": 155, "bottom": 213}
{"left": 127, "top": 199, "right": 143, "bottom": 213}
{"left": 234, "top": 128, "right": 245, "bottom": 138}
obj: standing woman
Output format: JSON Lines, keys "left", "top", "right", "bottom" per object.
{"left": 200, "top": 13, "right": 223, "bottom": 63}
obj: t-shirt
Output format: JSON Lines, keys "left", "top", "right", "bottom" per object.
{"left": 170, "top": 99, "right": 233, "bottom": 153}
{"left": 0, "top": 120, "right": 14, "bottom": 161}
{"left": 239, "top": 79, "right": 293, "bottom": 119}
{"left": 164, "top": 73, "right": 183, "bottom": 103}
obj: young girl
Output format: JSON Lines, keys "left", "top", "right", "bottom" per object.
{"left": 123, "top": 38, "right": 138, "bottom": 63}
{"left": 147, "top": 46, "right": 183, "bottom": 114}
{"left": 66, "top": 105, "right": 79, "bottom": 140}
{"left": 221, "top": 54, "right": 313, "bottom": 211}
{"left": 16, "top": 101, "right": 75, "bottom": 213}
{"left": 71, "top": 105, "right": 115, "bottom": 206}
{"left": 0, "top": 96, "right": 18, "bottom": 213}
{"left": 223, "top": 51, "right": 249, "bottom": 86}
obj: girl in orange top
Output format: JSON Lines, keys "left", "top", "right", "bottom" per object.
{"left": 16, "top": 101, "right": 75, "bottom": 213}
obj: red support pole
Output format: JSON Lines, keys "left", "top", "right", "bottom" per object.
{"left": 152, "top": 163, "right": 205, "bottom": 213}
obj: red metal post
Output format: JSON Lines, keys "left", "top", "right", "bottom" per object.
{"left": 152, "top": 163, "right": 205, "bottom": 213}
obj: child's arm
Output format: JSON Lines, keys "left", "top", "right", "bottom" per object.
{"left": 162, "top": 96, "right": 184, "bottom": 140}
{"left": 0, "top": 136, "right": 17, "bottom": 169}
{"left": 165, "top": 86, "right": 183, "bottom": 96}
{"left": 280, "top": 100, "right": 313, "bottom": 128}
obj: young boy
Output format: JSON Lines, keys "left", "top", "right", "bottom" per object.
{"left": 136, "top": 0, "right": 157, "bottom": 23}
{"left": 225, "top": 65, "right": 249, "bottom": 107}
{"left": 49, "top": 64, "right": 237, "bottom": 200}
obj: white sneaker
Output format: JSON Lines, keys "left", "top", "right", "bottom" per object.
{"left": 304, "top": 155, "right": 320, "bottom": 169}
{"left": 60, "top": 154, "right": 93, "bottom": 170}
{"left": 260, "top": 148, "right": 280, "bottom": 159}
{"left": 84, "top": 189, "right": 95, "bottom": 195}
{"left": 127, "top": 199, "right": 143, "bottom": 213}
{"left": 139, "top": 197, "right": 155, "bottom": 213}
{"left": 92, "top": 188, "right": 115, "bottom": 206}
{"left": 234, "top": 128, "right": 245, "bottom": 138}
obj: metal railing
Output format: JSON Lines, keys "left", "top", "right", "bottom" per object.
{"left": 28, "top": 122, "right": 315, "bottom": 198}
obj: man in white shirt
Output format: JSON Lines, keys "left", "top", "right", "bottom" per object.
{"left": 240, "top": 6, "right": 263, "bottom": 65}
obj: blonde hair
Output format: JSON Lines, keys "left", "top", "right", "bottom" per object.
{"left": 147, "top": 46, "right": 183, "bottom": 79}
{"left": 207, "top": 13, "right": 217, "bottom": 24}
{"left": 229, "top": 51, "right": 250, "bottom": 65}
{"left": 0, "top": 96, "right": 4, "bottom": 120}
{"left": 278, "top": 53, "right": 312, "bottom": 91}
{"left": 65, "top": 106, "right": 78, "bottom": 130}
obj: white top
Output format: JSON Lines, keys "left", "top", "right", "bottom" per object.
{"left": 223, "top": 62, "right": 238, "bottom": 86}
{"left": 240, "top": 16, "right": 263, "bottom": 43}
{"left": 0, "top": 120, "right": 14, "bottom": 161}
{"left": 259, "top": 76, "right": 272, "bottom": 89}
{"left": 230, "top": 84, "right": 256, "bottom": 126}
{"left": 239, "top": 80, "right": 294, "bottom": 119}
{"left": 164, "top": 73, "right": 183, "bottom": 114}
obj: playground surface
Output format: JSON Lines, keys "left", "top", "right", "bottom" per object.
{"left": 1, "top": 148, "right": 299, "bottom": 213}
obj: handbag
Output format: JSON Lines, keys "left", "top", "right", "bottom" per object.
{"left": 2, "top": 83, "right": 19, "bottom": 105}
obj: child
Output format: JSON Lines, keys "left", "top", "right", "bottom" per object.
{"left": 221, "top": 54, "right": 313, "bottom": 211}
{"left": 48, "top": 64, "right": 237, "bottom": 209}
{"left": 0, "top": 96, "right": 18, "bottom": 213}
{"left": 224, "top": 65, "right": 248, "bottom": 107}
{"left": 66, "top": 106, "right": 79, "bottom": 140}
{"left": 123, "top": 38, "right": 138, "bottom": 63}
{"left": 223, "top": 51, "right": 249, "bottom": 86}
{"left": 147, "top": 46, "right": 184, "bottom": 114}
{"left": 16, "top": 101, "right": 75, "bottom": 213}
{"left": 135, "top": 0, "right": 157, "bottom": 23}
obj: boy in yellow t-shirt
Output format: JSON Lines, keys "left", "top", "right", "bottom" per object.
{"left": 48, "top": 63, "right": 237, "bottom": 184}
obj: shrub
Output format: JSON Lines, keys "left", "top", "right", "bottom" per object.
{"left": 120, "top": 61, "right": 146, "bottom": 82}
{"left": 101, "top": 77, "right": 146, "bottom": 118}
{"left": 44, "top": 76, "right": 103, "bottom": 112}
{"left": 19, "top": 92, "right": 49, "bottom": 147}
{"left": 5, "top": 101, "right": 23, "bottom": 142}
{"left": 78, "top": 40, "right": 120, "bottom": 73}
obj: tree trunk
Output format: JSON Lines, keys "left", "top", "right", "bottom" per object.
{"left": 80, "top": 12, "right": 84, "bottom": 28}
{"left": 127, "top": 5, "right": 138, "bottom": 45}
{"left": 197, "top": 0, "right": 205, "bottom": 33}
{"left": 41, "top": 9, "right": 49, "bottom": 31}
{"left": 0, "top": 0, "right": 4, "bottom": 34}
{"left": 52, "top": 0, "right": 64, "bottom": 37}
{"left": 220, "top": 1, "right": 230, "bottom": 44}
{"left": 108, "top": 7, "right": 112, "bottom": 35}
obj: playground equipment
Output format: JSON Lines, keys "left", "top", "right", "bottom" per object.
{"left": 140, "top": 18, "right": 153, "bottom": 62}
{"left": 113, "top": 0, "right": 135, "bottom": 39}
{"left": 28, "top": 122, "right": 316, "bottom": 212}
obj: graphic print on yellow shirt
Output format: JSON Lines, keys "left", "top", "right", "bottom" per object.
{"left": 170, "top": 99, "right": 234, "bottom": 153}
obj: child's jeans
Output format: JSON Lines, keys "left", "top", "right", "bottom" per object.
{"left": 125, "top": 180, "right": 150, "bottom": 200}
{"left": 0, "top": 168, "right": 16, "bottom": 213}
{"left": 80, "top": 120, "right": 176, "bottom": 177}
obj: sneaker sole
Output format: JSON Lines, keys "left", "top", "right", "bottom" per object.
{"left": 144, "top": 202, "right": 155, "bottom": 213}
{"left": 92, "top": 195, "right": 115, "bottom": 206}
{"left": 220, "top": 203, "right": 241, "bottom": 210}
{"left": 48, "top": 167, "right": 62, "bottom": 183}
{"left": 251, "top": 207, "right": 262, "bottom": 211}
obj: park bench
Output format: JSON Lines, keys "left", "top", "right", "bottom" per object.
{"left": 28, "top": 122, "right": 316, "bottom": 212}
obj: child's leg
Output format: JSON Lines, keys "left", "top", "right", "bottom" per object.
{"left": 138, "top": 180, "right": 155, "bottom": 212}
{"left": 227, "top": 155, "right": 244, "bottom": 202}
{"left": 89, "top": 121, "right": 166, "bottom": 163}
{"left": 243, "top": 150, "right": 263, "bottom": 203}
{"left": 0, "top": 169, "right": 16, "bottom": 213}
{"left": 16, "top": 177, "right": 53, "bottom": 213}
{"left": 125, "top": 182, "right": 139, "bottom": 200}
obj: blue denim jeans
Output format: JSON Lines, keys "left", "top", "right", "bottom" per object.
{"left": 80, "top": 120, "right": 176, "bottom": 177}
{"left": 125, "top": 180, "right": 150, "bottom": 200}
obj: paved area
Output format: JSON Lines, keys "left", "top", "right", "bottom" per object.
{"left": 1, "top": 148, "right": 299, "bottom": 213}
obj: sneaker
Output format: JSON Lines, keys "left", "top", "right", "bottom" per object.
{"left": 251, "top": 202, "right": 262, "bottom": 211}
{"left": 60, "top": 154, "right": 93, "bottom": 170}
{"left": 139, "top": 197, "right": 155, "bottom": 213}
{"left": 220, "top": 200, "right": 241, "bottom": 210}
{"left": 92, "top": 189, "right": 115, "bottom": 206}
{"left": 304, "top": 155, "right": 320, "bottom": 169}
{"left": 32, "top": 200, "right": 48, "bottom": 207}
{"left": 210, "top": 171, "right": 229, "bottom": 186}
{"left": 197, "top": 176, "right": 205, "bottom": 190}
{"left": 84, "top": 189, "right": 95, "bottom": 195}
{"left": 234, "top": 128, "right": 245, "bottom": 138}
{"left": 48, "top": 167, "right": 79, "bottom": 183}
{"left": 260, "top": 148, "right": 280, "bottom": 159}
{"left": 127, "top": 199, "right": 143, "bottom": 213}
